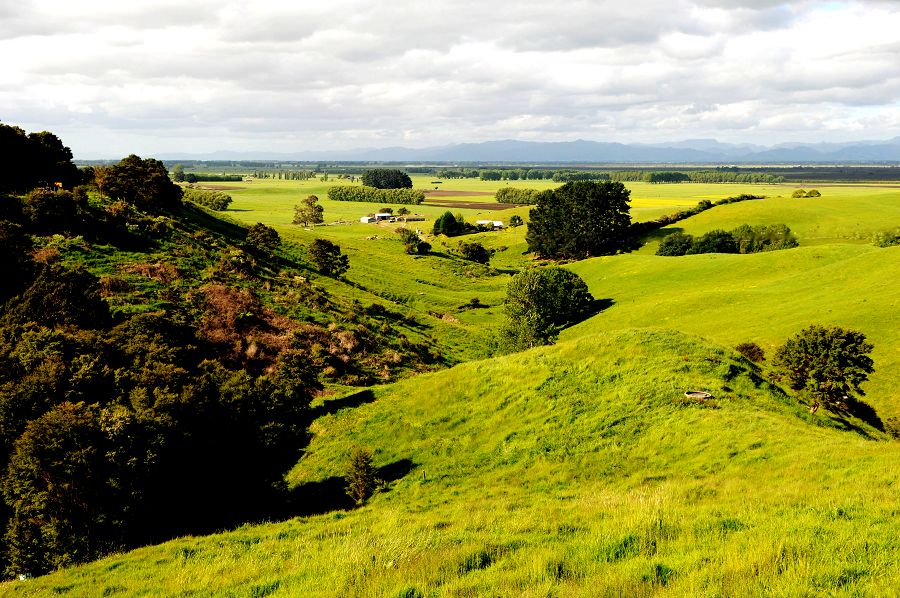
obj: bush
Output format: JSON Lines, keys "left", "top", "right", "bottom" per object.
{"left": 105, "top": 155, "right": 182, "bottom": 213}
{"left": 458, "top": 241, "right": 490, "bottom": 264}
{"left": 772, "top": 325, "right": 874, "bottom": 413}
{"left": 344, "top": 447, "right": 375, "bottom": 506}
{"left": 509, "top": 215, "right": 523, "bottom": 227}
{"left": 687, "top": 230, "right": 738, "bottom": 254}
{"left": 735, "top": 342, "right": 765, "bottom": 363}
{"left": 397, "top": 228, "right": 430, "bottom": 254}
{"left": 806, "top": 189, "right": 821, "bottom": 197}
{"left": 791, "top": 189, "right": 807, "bottom": 198}
{"left": 307, "top": 239, "right": 349, "bottom": 277}
{"left": 656, "top": 232, "right": 695, "bottom": 256}
{"left": 873, "top": 229, "right": 900, "bottom": 247}
{"left": 499, "top": 267, "right": 594, "bottom": 352}
{"left": 731, "top": 224, "right": 798, "bottom": 253}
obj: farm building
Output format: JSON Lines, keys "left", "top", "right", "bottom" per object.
{"left": 476, "top": 220, "right": 504, "bottom": 229}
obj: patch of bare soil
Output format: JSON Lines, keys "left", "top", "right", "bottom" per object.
{"left": 422, "top": 200, "right": 519, "bottom": 210}
{"left": 422, "top": 190, "right": 495, "bottom": 197}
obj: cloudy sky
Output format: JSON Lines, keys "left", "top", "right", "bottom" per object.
{"left": 2, "top": 0, "right": 899, "bottom": 158}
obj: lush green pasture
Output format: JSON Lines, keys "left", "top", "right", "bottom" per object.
{"left": 11, "top": 330, "right": 898, "bottom": 596}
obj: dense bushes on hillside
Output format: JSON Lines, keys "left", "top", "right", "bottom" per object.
{"left": 656, "top": 224, "right": 799, "bottom": 256}
{"left": 328, "top": 186, "right": 424, "bottom": 204}
{"left": 182, "top": 187, "right": 233, "bottom": 211}
{"left": 0, "top": 126, "right": 439, "bottom": 577}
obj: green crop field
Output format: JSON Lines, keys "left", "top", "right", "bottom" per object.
{"left": 7, "top": 175, "right": 900, "bottom": 596}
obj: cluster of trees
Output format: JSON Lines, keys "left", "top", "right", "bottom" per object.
{"left": 171, "top": 166, "right": 242, "bottom": 183}
{"left": 495, "top": 187, "right": 541, "bottom": 204}
{"left": 0, "top": 125, "right": 82, "bottom": 193}
{"left": 526, "top": 181, "right": 632, "bottom": 260}
{"left": 252, "top": 170, "right": 318, "bottom": 180}
{"left": 606, "top": 171, "right": 785, "bottom": 184}
{"left": 656, "top": 224, "right": 799, "bottom": 256}
{"left": 629, "top": 194, "right": 765, "bottom": 240}
{"left": 328, "top": 186, "right": 424, "bottom": 205}
{"left": 182, "top": 187, "right": 233, "bottom": 211}
{"left": 791, "top": 189, "right": 822, "bottom": 198}
{"left": 360, "top": 169, "right": 412, "bottom": 189}
{"left": 478, "top": 169, "right": 608, "bottom": 182}
{"left": 499, "top": 267, "right": 594, "bottom": 352}
{"left": 457, "top": 241, "right": 490, "bottom": 264}
{"left": 432, "top": 211, "right": 471, "bottom": 236}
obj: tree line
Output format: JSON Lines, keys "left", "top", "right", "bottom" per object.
{"left": 328, "top": 186, "right": 424, "bottom": 204}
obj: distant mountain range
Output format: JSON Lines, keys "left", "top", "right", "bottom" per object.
{"left": 153, "top": 137, "right": 900, "bottom": 163}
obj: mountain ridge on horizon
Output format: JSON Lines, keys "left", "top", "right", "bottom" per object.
{"left": 86, "top": 136, "right": 900, "bottom": 163}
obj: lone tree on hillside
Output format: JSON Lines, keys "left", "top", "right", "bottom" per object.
{"left": 499, "top": 266, "right": 594, "bottom": 352}
{"left": 293, "top": 195, "right": 324, "bottom": 227}
{"left": 246, "top": 223, "right": 281, "bottom": 253}
{"left": 526, "top": 181, "right": 632, "bottom": 260}
{"left": 772, "top": 325, "right": 875, "bottom": 413}
{"left": 307, "top": 239, "right": 349, "bottom": 277}
{"left": 344, "top": 447, "right": 376, "bottom": 506}
{"left": 361, "top": 169, "right": 412, "bottom": 189}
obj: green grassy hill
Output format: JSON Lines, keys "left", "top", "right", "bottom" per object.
{"left": 9, "top": 329, "right": 898, "bottom": 596}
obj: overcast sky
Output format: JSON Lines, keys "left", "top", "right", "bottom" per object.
{"left": 2, "top": 0, "right": 899, "bottom": 158}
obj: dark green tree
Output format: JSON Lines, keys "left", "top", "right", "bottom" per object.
{"left": 246, "top": 223, "right": 281, "bottom": 253}
{"left": 344, "top": 447, "right": 375, "bottom": 506}
{"left": 171, "top": 164, "right": 185, "bottom": 182}
{"left": 772, "top": 325, "right": 875, "bottom": 413}
{"left": 509, "top": 214, "right": 523, "bottom": 227}
{"left": 105, "top": 155, "right": 183, "bottom": 213}
{"left": 499, "top": 267, "right": 594, "bottom": 352}
{"left": 361, "top": 169, "right": 412, "bottom": 189}
{"left": 2, "top": 402, "right": 108, "bottom": 576}
{"left": 307, "top": 239, "right": 349, "bottom": 277}
{"left": 526, "top": 181, "right": 632, "bottom": 260}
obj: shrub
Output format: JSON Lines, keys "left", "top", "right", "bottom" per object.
{"left": 656, "top": 232, "right": 695, "bottom": 256}
{"left": 806, "top": 189, "right": 821, "bottom": 197}
{"left": 509, "top": 215, "right": 523, "bottom": 227}
{"left": 873, "top": 230, "right": 900, "bottom": 247}
{"left": 687, "top": 230, "right": 738, "bottom": 254}
{"left": 735, "top": 342, "right": 765, "bottom": 363}
{"left": 772, "top": 325, "right": 874, "bottom": 413}
{"left": 791, "top": 189, "right": 807, "bottom": 198}
{"left": 397, "top": 228, "right": 430, "bottom": 254}
{"left": 432, "top": 211, "right": 462, "bottom": 236}
{"left": 731, "top": 224, "right": 798, "bottom": 253}
{"left": 344, "top": 447, "right": 375, "bottom": 506}
{"left": 458, "top": 241, "right": 490, "bottom": 264}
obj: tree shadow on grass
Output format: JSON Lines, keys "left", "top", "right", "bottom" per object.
{"left": 309, "top": 389, "right": 377, "bottom": 420}
{"left": 587, "top": 298, "right": 614, "bottom": 318}
{"left": 288, "top": 458, "right": 417, "bottom": 517}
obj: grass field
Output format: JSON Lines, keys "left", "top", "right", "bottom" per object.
{"left": 8, "top": 176, "right": 900, "bottom": 595}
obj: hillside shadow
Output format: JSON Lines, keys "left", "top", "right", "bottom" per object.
{"left": 310, "top": 389, "right": 376, "bottom": 419}
{"left": 288, "top": 458, "right": 417, "bottom": 517}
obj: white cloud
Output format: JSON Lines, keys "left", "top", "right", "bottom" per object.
{"left": 1, "top": 0, "right": 899, "bottom": 156}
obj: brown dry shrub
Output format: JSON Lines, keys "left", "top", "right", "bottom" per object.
{"left": 122, "top": 262, "right": 181, "bottom": 283}
{"left": 32, "top": 246, "right": 60, "bottom": 264}
{"left": 98, "top": 275, "right": 132, "bottom": 296}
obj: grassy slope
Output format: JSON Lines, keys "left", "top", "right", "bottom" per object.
{"left": 565, "top": 190, "right": 900, "bottom": 417}
{"left": 9, "top": 330, "right": 898, "bottom": 596}
{"left": 9, "top": 181, "right": 900, "bottom": 595}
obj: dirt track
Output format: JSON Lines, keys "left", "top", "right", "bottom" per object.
{"left": 422, "top": 190, "right": 494, "bottom": 197}
{"left": 422, "top": 200, "right": 520, "bottom": 210}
